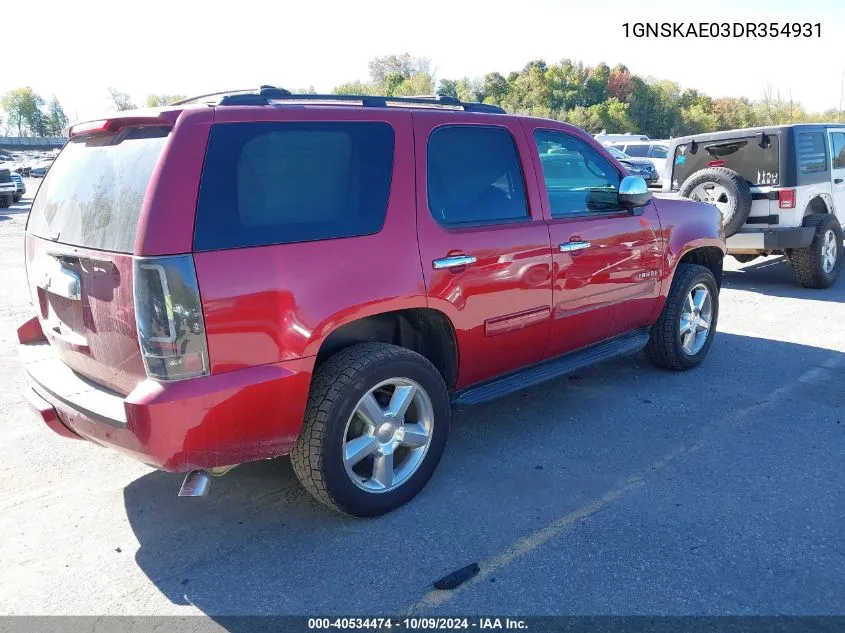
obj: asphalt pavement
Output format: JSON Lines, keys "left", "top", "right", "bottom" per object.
{"left": 0, "top": 184, "right": 843, "bottom": 616}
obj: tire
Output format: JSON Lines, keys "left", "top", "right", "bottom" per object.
{"left": 13, "top": 194, "right": 21, "bottom": 203}
{"left": 786, "top": 214, "right": 843, "bottom": 289}
{"left": 0, "top": 196, "right": 10, "bottom": 209}
{"left": 678, "top": 167, "right": 752, "bottom": 237}
{"left": 290, "top": 342, "right": 450, "bottom": 517}
{"left": 646, "top": 263, "right": 719, "bottom": 370}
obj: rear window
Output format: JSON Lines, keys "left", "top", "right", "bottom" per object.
{"left": 194, "top": 122, "right": 394, "bottom": 251}
{"left": 623, "top": 144, "right": 649, "bottom": 157}
{"left": 27, "top": 127, "right": 169, "bottom": 253}
{"left": 670, "top": 134, "right": 781, "bottom": 188}
{"left": 650, "top": 145, "right": 668, "bottom": 159}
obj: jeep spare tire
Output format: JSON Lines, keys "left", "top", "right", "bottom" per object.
{"left": 678, "top": 167, "right": 752, "bottom": 237}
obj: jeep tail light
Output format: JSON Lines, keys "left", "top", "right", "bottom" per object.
{"left": 708, "top": 160, "right": 726, "bottom": 167}
{"left": 133, "top": 255, "right": 209, "bottom": 381}
{"left": 778, "top": 189, "right": 796, "bottom": 209}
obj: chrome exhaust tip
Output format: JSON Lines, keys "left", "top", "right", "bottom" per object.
{"left": 178, "top": 469, "right": 210, "bottom": 497}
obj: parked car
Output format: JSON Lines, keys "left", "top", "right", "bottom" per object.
{"left": 0, "top": 169, "right": 16, "bottom": 208}
{"left": 606, "top": 140, "right": 669, "bottom": 185}
{"left": 605, "top": 145, "right": 659, "bottom": 185}
{"left": 594, "top": 133, "right": 650, "bottom": 145}
{"left": 29, "top": 165, "right": 49, "bottom": 178}
{"left": 10, "top": 172, "right": 25, "bottom": 202}
{"left": 665, "top": 124, "right": 845, "bottom": 288}
{"left": 17, "top": 87, "right": 725, "bottom": 517}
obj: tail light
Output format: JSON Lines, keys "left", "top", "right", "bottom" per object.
{"left": 778, "top": 189, "right": 796, "bottom": 209}
{"left": 69, "top": 117, "right": 170, "bottom": 138}
{"left": 708, "top": 160, "right": 726, "bottom": 167}
{"left": 133, "top": 255, "right": 209, "bottom": 381}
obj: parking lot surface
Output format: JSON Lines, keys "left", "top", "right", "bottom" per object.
{"left": 0, "top": 184, "right": 843, "bottom": 616}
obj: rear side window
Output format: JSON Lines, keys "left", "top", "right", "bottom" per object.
{"left": 797, "top": 132, "right": 827, "bottom": 174}
{"left": 427, "top": 125, "right": 528, "bottom": 226}
{"left": 624, "top": 144, "right": 649, "bottom": 157}
{"left": 650, "top": 145, "right": 668, "bottom": 159}
{"left": 194, "top": 122, "right": 394, "bottom": 251}
{"left": 831, "top": 133, "right": 845, "bottom": 169}
{"left": 27, "top": 127, "right": 169, "bottom": 253}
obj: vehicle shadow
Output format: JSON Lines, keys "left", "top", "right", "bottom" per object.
{"left": 1, "top": 199, "right": 33, "bottom": 217}
{"left": 723, "top": 255, "right": 845, "bottom": 302}
{"left": 123, "top": 332, "right": 845, "bottom": 617}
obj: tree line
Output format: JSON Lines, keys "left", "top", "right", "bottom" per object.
{"left": 0, "top": 88, "right": 188, "bottom": 137}
{"left": 334, "top": 54, "right": 839, "bottom": 138}
{"left": 2, "top": 54, "right": 839, "bottom": 138}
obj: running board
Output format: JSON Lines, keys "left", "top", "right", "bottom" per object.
{"left": 452, "top": 329, "right": 650, "bottom": 407}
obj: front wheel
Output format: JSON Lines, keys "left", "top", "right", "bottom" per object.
{"left": 646, "top": 263, "right": 719, "bottom": 370}
{"left": 291, "top": 343, "right": 450, "bottom": 517}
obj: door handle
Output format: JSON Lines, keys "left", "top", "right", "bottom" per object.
{"left": 559, "top": 241, "right": 591, "bottom": 253}
{"left": 835, "top": 178, "right": 843, "bottom": 184}
{"left": 432, "top": 255, "right": 477, "bottom": 270}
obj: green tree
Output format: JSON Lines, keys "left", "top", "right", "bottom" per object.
{"left": 1, "top": 87, "right": 44, "bottom": 137}
{"left": 44, "top": 97, "right": 69, "bottom": 136}
{"left": 333, "top": 80, "right": 378, "bottom": 96}
{"left": 391, "top": 73, "right": 435, "bottom": 97}
{"left": 583, "top": 63, "right": 610, "bottom": 105}
{"left": 713, "top": 97, "right": 759, "bottom": 130}
{"left": 368, "top": 53, "right": 432, "bottom": 89}
{"left": 545, "top": 59, "right": 587, "bottom": 114}
{"left": 108, "top": 87, "right": 135, "bottom": 111}
{"left": 145, "top": 94, "right": 188, "bottom": 107}
{"left": 437, "top": 79, "right": 458, "bottom": 98}
{"left": 455, "top": 78, "right": 483, "bottom": 103}
{"left": 481, "top": 72, "right": 509, "bottom": 104}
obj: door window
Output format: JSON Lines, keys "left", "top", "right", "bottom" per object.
{"left": 534, "top": 130, "right": 621, "bottom": 217}
{"left": 427, "top": 125, "right": 529, "bottom": 226}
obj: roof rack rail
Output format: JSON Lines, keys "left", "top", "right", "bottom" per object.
{"left": 214, "top": 86, "right": 505, "bottom": 114}
{"left": 171, "top": 89, "right": 255, "bottom": 105}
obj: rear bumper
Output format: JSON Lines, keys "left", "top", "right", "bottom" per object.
{"left": 20, "top": 339, "right": 314, "bottom": 471}
{"left": 726, "top": 227, "right": 815, "bottom": 252}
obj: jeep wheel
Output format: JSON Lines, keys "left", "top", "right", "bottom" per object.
{"left": 787, "top": 214, "right": 843, "bottom": 289}
{"left": 679, "top": 167, "right": 752, "bottom": 237}
{"left": 646, "top": 263, "right": 719, "bottom": 370}
{"left": 291, "top": 342, "right": 450, "bottom": 517}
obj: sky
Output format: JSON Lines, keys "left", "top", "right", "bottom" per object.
{"left": 2, "top": 0, "right": 844, "bottom": 122}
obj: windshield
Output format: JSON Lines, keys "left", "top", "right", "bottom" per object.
{"left": 27, "top": 126, "right": 169, "bottom": 253}
{"left": 606, "top": 146, "right": 628, "bottom": 160}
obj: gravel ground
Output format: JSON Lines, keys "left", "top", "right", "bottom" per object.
{"left": 0, "top": 185, "right": 843, "bottom": 617}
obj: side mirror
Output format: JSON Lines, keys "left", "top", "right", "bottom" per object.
{"left": 618, "top": 175, "right": 652, "bottom": 213}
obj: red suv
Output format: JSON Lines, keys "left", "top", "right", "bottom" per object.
{"left": 18, "top": 87, "right": 725, "bottom": 517}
